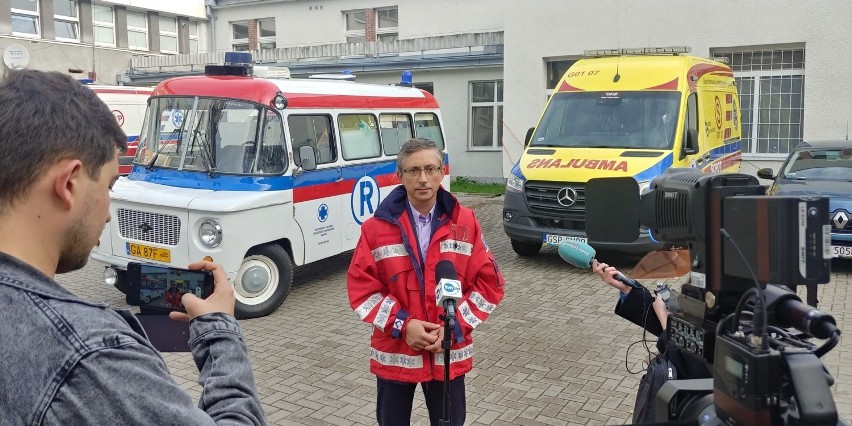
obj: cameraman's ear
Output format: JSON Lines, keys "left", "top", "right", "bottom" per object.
{"left": 53, "top": 159, "right": 85, "bottom": 210}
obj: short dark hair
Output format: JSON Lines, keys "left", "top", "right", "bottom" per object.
{"left": 0, "top": 70, "right": 126, "bottom": 212}
{"left": 396, "top": 138, "right": 443, "bottom": 173}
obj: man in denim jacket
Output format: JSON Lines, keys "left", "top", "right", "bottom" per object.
{"left": 0, "top": 70, "right": 266, "bottom": 425}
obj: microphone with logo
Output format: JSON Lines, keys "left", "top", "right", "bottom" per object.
{"left": 434, "top": 259, "right": 463, "bottom": 426}
{"left": 557, "top": 240, "right": 643, "bottom": 289}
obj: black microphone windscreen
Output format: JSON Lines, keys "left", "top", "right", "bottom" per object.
{"left": 435, "top": 260, "right": 457, "bottom": 282}
{"left": 584, "top": 177, "right": 641, "bottom": 243}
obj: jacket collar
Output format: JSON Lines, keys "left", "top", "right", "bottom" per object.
{"left": 375, "top": 185, "right": 458, "bottom": 223}
{"left": 0, "top": 252, "right": 105, "bottom": 307}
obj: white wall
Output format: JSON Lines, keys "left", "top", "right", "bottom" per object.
{"left": 100, "top": 0, "right": 207, "bottom": 19}
{"left": 1, "top": 39, "right": 137, "bottom": 85}
{"left": 329, "top": 66, "right": 504, "bottom": 183}
{"left": 211, "top": 0, "right": 503, "bottom": 50}
{"left": 502, "top": 0, "right": 852, "bottom": 177}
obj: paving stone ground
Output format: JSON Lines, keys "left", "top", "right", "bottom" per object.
{"left": 60, "top": 193, "right": 852, "bottom": 425}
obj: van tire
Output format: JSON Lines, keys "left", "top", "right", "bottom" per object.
{"left": 234, "top": 244, "right": 293, "bottom": 319}
{"left": 511, "top": 239, "right": 542, "bottom": 257}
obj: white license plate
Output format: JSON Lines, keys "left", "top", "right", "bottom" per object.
{"left": 833, "top": 245, "right": 852, "bottom": 258}
{"left": 543, "top": 234, "right": 587, "bottom": 246}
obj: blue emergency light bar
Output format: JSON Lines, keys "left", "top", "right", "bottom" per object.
{"left": 205, "top": 52, "right": 253, "bottom": 76}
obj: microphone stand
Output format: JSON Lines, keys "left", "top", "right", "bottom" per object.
{"left": 440, "top": 302, "right": 455, "bottom": 426}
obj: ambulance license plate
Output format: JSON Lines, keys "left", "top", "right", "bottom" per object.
{"left": 126, "top": 243, "right": 171, "bottom": 263}
{"left": 543, "top": 234, "right": 587, "bottom": 246}
{"left": 833, "top": 245, "right": 852, "bottom": 258}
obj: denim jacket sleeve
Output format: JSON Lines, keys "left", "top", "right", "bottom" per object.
{"left": 42, "top": 313, "right": 265, "bottom": 425}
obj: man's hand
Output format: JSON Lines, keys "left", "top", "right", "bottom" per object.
{"left": 424, "top": 325, "right": 445, "bottom": 354}
{"left": 404, "top": 319, "right": 441, "bottom": 351}
{"left": 169, "top": 261, "right": 235, "bottom": 321}
{"left": 592, "top": 259, "right": 631, "bottom": 294}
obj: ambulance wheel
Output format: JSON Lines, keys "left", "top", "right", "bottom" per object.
{"left": 511, "top": 239, "right": 542, "bottom": 257}
{"left": 234, "top": 244, "right": 293, "bottom": 319}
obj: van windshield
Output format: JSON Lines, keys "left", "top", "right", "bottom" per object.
{"left": 531, "top": 91, "right": 680, "bottom": 149}
{"left": 134, "top": 97, "right": 288, "bottom": 175}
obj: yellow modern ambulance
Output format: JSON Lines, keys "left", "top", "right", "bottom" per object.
{"left": 503, "top": 47, "right": 742, "bottom": 255}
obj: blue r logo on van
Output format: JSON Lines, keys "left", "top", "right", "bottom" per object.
{"left": 351, "top": 176, "right": 380, "bottom": 225}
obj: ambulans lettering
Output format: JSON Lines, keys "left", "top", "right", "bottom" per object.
{"left": 526, "top": 158, "right": 628, "bottom": 172}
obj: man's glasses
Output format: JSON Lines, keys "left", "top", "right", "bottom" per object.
{"left": 401, "top": 165, "right": 443, "bottom": 178}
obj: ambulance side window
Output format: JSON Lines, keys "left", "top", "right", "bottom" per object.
{"left": 379, "top": 113, "right": 413, "bottom": 156}
{"left": 414, "top": 113, "right": 445, "bottom": 150}
{"left": 288, "top": 115, "right": 336, "bottom": 166}
{"left": 339, "top": 114, "right": 381, "bottom": 160}
{"left": 683, "top": 93, "right": 699, "bottom": 156}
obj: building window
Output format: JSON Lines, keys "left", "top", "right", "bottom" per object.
{"left": 92, "top": 4, "right": 115, "bottom": 46}
{"left": 376, "top": 7, "right": 398, "bottom": 42}
{"left": 231, "top": 21, "right": 249, "bottom": 51}
{"left": 54, "top": 0, "right": 79, "bottom": 41}
{"left": 11, "top": 0, "right": 39, "bottom": 37}
{"left": 344, "top": 7, "right": 397, "bottom": 43}
{"left": 414, "top": 82, "right": 434, "bottom": 95}
{"left": 714, "top": 48, "right": 805, "bottom": 156}
{"left": 258, "top": 18, "right": 276, "bottom": 50}
{"left": 188, "top": 21, "right": 200, "bottom": 53}
{"left": 469, "top": 80, "right": 503, "bottom": 150}
{"left": 546, "top": 59, "right": 578, "bottom": 90}
{"left": 127, "top": 10, "right": 149, "bottom": 51}
{"left": 159, "top": 16, "right": 178, "bottom": 53}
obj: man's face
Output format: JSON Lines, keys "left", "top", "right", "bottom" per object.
{"left": 56, "top": 153, "right": 119, "bottom": 274}
{"left": 398, "top": 149, "right": 444, "bottom": 210}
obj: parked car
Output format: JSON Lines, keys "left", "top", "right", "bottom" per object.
{"left": 757, "top": 140, "right": 852, "bottom": 259}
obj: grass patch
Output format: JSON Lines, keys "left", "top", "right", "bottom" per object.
{"left": 451, "top": 176, "right": 505, "bottom": 195}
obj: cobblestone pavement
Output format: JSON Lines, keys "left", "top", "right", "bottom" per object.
{"left": 60, "top": 194, "right": 852, "bottom": 425}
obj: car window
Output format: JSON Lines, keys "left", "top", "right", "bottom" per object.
{"left": 781, "top": 148, "right": 852, "bottom": 180}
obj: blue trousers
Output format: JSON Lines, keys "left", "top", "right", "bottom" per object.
{"left": 376, "top": 375, "right": 466, "bottom": 426}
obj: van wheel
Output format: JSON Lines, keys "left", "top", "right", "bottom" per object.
{"left": 511, "top": 239, "right": 542, "bottom": 257}
{"left": 234, "top": 244, "right": 293, "bottom": 319}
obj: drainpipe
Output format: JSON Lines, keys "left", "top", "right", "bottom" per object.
{"left": 206, "top": 0, "right": 216, "bottom": 53}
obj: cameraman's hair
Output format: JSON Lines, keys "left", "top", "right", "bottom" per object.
{"left": 0, "top": 70, "right": 126, "bottom": 213}
{"left": 396, "top": 138, "right": 443, "bottom": 173}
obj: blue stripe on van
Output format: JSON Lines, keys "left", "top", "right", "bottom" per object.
{"left": 632, "top": 153, "right": 674, "bottom": 182}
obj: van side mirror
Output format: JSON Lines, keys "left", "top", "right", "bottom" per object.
{"left": 298, "top": 145, "right": 317, "bottom": 171}
{"left": 682, "top": 129, "right": 699, "bottom": 158}
{"left": 756, "top": 168, "right": 776, "bottom": 180}
{"left": 525, "top": 127, "right": 535, "bottom": 146}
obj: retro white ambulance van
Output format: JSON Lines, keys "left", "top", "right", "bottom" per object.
{"left": 88, "top": 85, "right": 153, "bottom": 174}
{"left": 90, "top": 53, "right": 449, "bottom": 318}
{"left": 503, "top": 47, "right": 742, "bottom": 255}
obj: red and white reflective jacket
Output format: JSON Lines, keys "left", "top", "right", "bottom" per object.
{"left": 347, "top": 186, "right": 505, "bottom": 383}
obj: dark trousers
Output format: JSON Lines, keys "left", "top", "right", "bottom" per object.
{"left": 376, "top": 375, "right": 466, "bottom": 426}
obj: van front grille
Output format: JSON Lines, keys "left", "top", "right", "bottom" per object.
{"left": 117, "top": 209, "right": 181, "bottom": 246}
{"left": 524, "top": 181, "right": 586, "bottom": 220}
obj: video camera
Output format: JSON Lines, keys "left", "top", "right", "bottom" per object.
{"left": 585, "top": 171, "right": 843, "bottom": 426}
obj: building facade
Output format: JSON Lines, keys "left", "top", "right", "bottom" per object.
{"left": 5, "top": 1, "right": 851, "bottom": 180}
{"left": 0, "top": 0, "right": 207, "bottom": 84}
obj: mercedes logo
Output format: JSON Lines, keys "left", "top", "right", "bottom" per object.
{"left": 556, "top": 187, "right": 578, "bottom": 207}
{"left": 138, "top": 223, "right": 154, "bottom": 233}
{"left": 833, "top": 211, "right": 849, "bottom": 230}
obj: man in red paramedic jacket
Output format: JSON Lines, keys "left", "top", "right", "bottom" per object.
{"left": 347, "top": 138, "right": 505, "bottom": 426}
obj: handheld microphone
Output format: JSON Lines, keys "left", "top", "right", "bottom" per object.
{"left": 435, "top": 260, "right": 463, "bottom": 318}
{"left": 557, "top": 240, "right": 642, "bottom": 288}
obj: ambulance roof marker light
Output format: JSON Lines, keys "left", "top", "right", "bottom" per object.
{"left": 584, "top": 46, "right": 692, "bottom": 57}
{"left": 205, "top": 52, "right": 253, "bottom": 77}
{"left": 400, "top": 70, "right": 413, "bottom": 87}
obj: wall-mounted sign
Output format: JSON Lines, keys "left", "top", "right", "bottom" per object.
{"left": 3, "top": 44, "right": 30, "bottom": 70}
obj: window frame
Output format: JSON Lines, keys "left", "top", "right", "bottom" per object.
{"left": 126, "top": 10, "right": 149, "bottom": 51}
{"left": 468, "top": 80, "right": 504, "bottom": 151}
{"left": 92, "top": 4, "right": 115, "bottom": 46}
{"left": 287, "top": 114, "right": 337, "bottom": 166}
{"left": 338, "top": 113, "right": 382, "bottom": 161}
{"left": 231, "top": 20, "right": 249, "bottom": 51}
{"left": 188, "top": 20, "right": 200, "bottom": 54}
{"left": 11, "top": 0, "right": 40, "bottom": 38}
{"left": 257, "top": 18, "right": 276, "bottom": 50}
{"left": 379, "top": 113, "right": 413, "bottom": 156}
{"left": 343, "top": 7, "right": 398, "bottom": 43}
{"left": 158, "top": 15, "right": 179, "bottom": 54}
{"left": 53, "top": 0, "right": 79, "bottom": 42}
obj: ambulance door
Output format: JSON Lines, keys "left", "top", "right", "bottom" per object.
{"left": 697, "top": 89, "right": 728, "bottom": 172}
{"left": 288, "top": 114, "right": 344, "bottom": 263}
{"left": 338, "top": 113, "right": 386, "bottom": 253}
{"left": 681, "top": 92, "right": 705, "bottom": 170}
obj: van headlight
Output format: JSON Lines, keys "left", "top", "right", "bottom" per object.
{"left": 506, "top": 174, "right": 525, "bottom": 192}
{"left": 199, "top": 220, "right": 223, "bottom": 247}
{"left": 638, "top": 180, "right": 652, "bottom": 195}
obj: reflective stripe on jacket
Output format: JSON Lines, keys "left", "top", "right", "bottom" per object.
{"left": 347, "top": 186, "right": 505, "bottom": 383}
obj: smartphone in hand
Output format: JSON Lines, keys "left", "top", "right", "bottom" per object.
{"left": 126, "top": 262, "right": 214, "bottom": 313}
